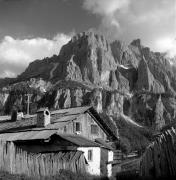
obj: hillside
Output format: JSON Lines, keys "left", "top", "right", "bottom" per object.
{"left": 0, "top": 30, "right": 176, "bottom": 152}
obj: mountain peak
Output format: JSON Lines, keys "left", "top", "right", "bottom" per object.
{"left": 130, "top": 39, "right": 141, "bottom": 47}
{"left": 58, "top": 30, "right": 116, "bottom": 84}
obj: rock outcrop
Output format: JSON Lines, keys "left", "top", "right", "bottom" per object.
{"left": 137, "top": 57, "right": 165, "bottom": 93}
{"left": 111, "top": 40, "right": 138, "bottom": 67}
{"left": 56, "top": 31, "right": 116, "bottom": 85}
{"left": 154, "top": 95, "right": 165, "bottom": 131}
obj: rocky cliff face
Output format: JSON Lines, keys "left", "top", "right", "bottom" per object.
{"left": 137, "top": 57, "right": 165, "bottom": 93}
{"left": 0, "top": 31, "right": 176, "bottom": 151}
{"left": 57, "top": 32, "right": 116, "bottom": 84}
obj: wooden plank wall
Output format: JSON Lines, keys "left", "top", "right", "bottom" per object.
{"left": 74, "top": 113, "right": 107, "bottom": 141}
{"left": 140, "top": 127, "right": 176, "bottom": 177}
{"left": 0, "top": 141, "right": 87, "bottom": 177}
{"left": 55, "top": 113, "right": 107, "bottom": 141}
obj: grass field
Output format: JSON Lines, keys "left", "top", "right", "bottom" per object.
{"left": 0, "top": 170, "right": 109, "bottom": 180}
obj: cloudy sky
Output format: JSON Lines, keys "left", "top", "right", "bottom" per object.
{"left": 0, "top": 0, "right": 175, "bottom": 78}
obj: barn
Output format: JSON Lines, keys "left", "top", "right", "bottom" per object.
{"left": 0, "top": 106, "right": 118, "bottom": 177}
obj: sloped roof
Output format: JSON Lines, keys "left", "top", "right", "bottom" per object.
{"left": 0, "top": 115, "right": 77, "bottom": 133}
{"left": 57, "top": 134, "right": 101, "bottom": 147}
{"left": 95, "top": 138, "right": 113, "bottom": 150}
{"left": 51, "top": 106, "right": 91, "bottom": 116}
{"left": 0, "top": 117, "right": 37, "bottom": 133}
{"left": 0, "top": 106, "right": 91, "bottom": 132}
{"left": 90, "top": 108, "right": 118, "bottom": 140}
{"left": 0, "top": 106, "right": 118, "bottom": 140}
{"left": 0, "top": 129, "right": 58, "bottom": 141}
{"left": 37, "top": 107, "right": 49, "bottom": 113}
{"left": 0, "top": 130, "right": 105, "bottom": 148}
{"left": 51, "top": 114, "right": 78, "bottom": 123}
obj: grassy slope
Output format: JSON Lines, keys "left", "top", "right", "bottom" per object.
{"left": 100, "top": 113, "right": 153, "bottom": 153}
{"left": 116, "top": 115, "right": 153, "bottom": 153}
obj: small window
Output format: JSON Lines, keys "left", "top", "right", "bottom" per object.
{"left": 64, "top": 126, "right": 67, "bottom": 133}
{"left": 45, "top": 110, "right": 49, "bottom": 116}
{"left": 88, "top": 150, "right": 93, "bottom": 161}
{"left": 75, "top": 122, "right": 81, "bottom": 132}
{"left": 91, "top": 124, "right": 99, "bottom": 135}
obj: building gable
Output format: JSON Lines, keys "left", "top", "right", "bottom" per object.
{"left": 0, "top": 106, "right": 118, "bottom": 141}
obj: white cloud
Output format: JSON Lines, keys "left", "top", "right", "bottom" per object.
{"left": 155, "top": 37, "right": 176, "bottom": 58}
{"left": 83, "top": 0, "right": 129, "bottom": 16}
{"left": 0, "top": 33, "right": 71, "bottom": 78}
{"left": 82, "top": 0, "right": 176, "bottom": 53}
{"left": 83, "top": 0, "right": 130, "bottom": 32}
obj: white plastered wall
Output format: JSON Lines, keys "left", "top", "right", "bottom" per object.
{"left": 78, "top": 147, "right": 101, "bottom": 175}
{"left": 107, "top": 150, "right": 114, "bottom": 177}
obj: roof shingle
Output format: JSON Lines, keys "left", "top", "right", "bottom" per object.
{"left": 0, "top": 106, "right": 118, "bottom": 140}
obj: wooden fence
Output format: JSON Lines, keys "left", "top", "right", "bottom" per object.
{"left": 140, "top": 126, "right": 176, "bottom": 177}
{"left": 0, "top": 141, "right": 87, "bottom": 177}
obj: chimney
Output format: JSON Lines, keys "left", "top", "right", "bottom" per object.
{"left": 36, "top": 107, "right": 51, "bottom": 127}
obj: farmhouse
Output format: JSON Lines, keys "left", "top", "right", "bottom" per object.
{"left": 0, "top": 106, "right": 118, "bottom": 177}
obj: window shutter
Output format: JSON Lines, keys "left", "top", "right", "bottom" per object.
{"left": 88, "top": 150, "right": 93, "bottom": 161}
{"left": 74, "top": 122, "right": 82, "bottom": 132}
{"left": 91, "top": 124, "right": 99, "bottom": 135}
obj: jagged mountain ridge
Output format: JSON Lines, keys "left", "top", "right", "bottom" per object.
{"left": 0, "top": 31, "right": 176, "bottom": 151}
{"left": 16, "top": 33, "right": 176, "bottom": 94}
